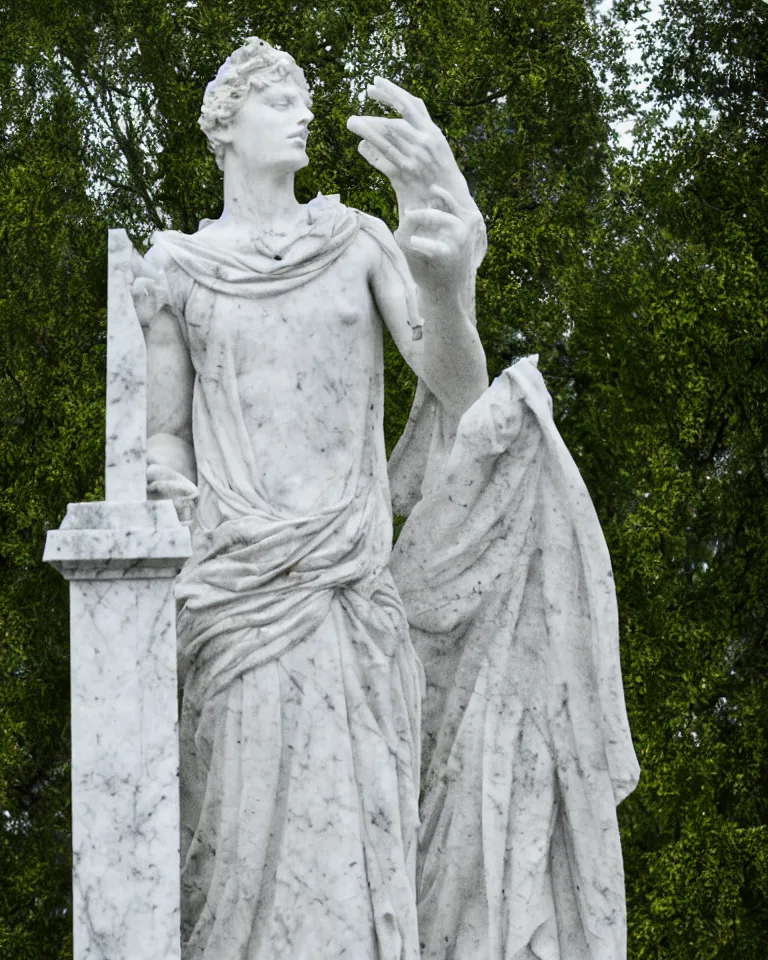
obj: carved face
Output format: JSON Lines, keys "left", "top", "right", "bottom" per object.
{"left": 218, "top": 79, "right": 314, "bottom": 174}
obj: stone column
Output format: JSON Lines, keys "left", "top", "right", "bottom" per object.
{"left": 45, "top": 230, "right": 191, "bottom": 959}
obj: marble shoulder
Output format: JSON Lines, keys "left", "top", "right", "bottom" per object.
{"left": 145, "top": 232, "right": 195, "bottom": 316}
{"left": 354, "top": 209, "right": 396, "bottom": 243}
{"left": 353, "top": 210, "right": 403, "bottom": 266}
{"left": 145, "top": 231, "right": 180, "bottom": 272}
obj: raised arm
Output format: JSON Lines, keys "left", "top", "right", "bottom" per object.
{"left": 369, "top": 190, "right": 488, "bottom": 420}
{"left": 352, "top": 81, "right": 488, "bottom": 419}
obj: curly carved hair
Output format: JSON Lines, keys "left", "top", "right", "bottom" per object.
{"left": 199, "top": 37, "right": 311, "bottom": 171}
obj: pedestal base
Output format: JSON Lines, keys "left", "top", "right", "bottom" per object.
{"left": 45, "top": 500, "right": 191, "bottom": 960}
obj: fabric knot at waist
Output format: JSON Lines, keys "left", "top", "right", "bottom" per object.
{"left": 175, "top": 487, "right": 394, "bottom": 703}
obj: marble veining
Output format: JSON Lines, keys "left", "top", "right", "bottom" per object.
{"left": 45, "top": 239, "right": 191, "bottom": 959}
{"left": 70, "top": 576, "right": 181, "bottom": 960}
{"left": 105, "top": 228, "right": 147, "bottom": 502}
{"left": 391, "top": 357, "right": 639, "bottom": 960}
{"left": 46, "top": 35, "right": 638, "bottom": 960}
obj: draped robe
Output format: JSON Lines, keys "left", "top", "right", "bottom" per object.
{"left": 389, "top": 359, "right": 640, "bottom": 960}
{"left": 147, "top": 196, "right": 423, "bottom": 960}
{"left": 146, "top": 192, "right": 638, "bottom": 960}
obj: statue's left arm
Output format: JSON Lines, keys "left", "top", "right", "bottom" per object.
{"left": 369, "top": 190, "right": 488, "bottom": 420}
{"left": 350, "top": 78, "right": 488, "bottom": 421}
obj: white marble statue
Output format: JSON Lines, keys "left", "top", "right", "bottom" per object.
{"left": 129, "top": 36, "right": 639, "bottom": 960}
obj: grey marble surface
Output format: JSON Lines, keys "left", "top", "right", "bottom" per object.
{"left": 128, "top": 38, "right": 490, "bottom": 959}
{"left": 44, "top": 500, "right": 191, "bottom": 578}
{"left": 105, "top": 229, "right": 147, "bottom": 502}
{"left": 45, "top": 494, "right": 191, "bottom": 960}
{"left": 69, "top": 573, "right": 182, "bottom": 960}
{"left": 391, "top": 357, "right": 640, "bottom": 959}
{"left": 44, "top": 228, "right": 191, "bottom": 960}
{"left": 47, "top": 35, "right": 638, "bottom": 960}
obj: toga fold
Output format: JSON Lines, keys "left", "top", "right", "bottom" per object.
{"left": 148, "top": 196, "right": 423, "bottom": 960}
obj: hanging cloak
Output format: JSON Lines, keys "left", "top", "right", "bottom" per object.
{"left": 389, "top": 357, "right": 640, "bottom": 960}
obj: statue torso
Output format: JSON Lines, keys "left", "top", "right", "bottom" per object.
{"left": 171, "top": 221, "right": 388, "bottom": 519}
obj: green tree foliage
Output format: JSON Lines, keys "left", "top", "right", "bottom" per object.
{"left": 0, "top": 43, "right": 107, "bottom": 957}
{"left": 570, "top": 0, "right": 768, "bottom": 954}
{"left": 1, "top": 0, "right": 765, "bottom": 956}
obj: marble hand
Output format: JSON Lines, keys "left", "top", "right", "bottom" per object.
{"left": 130, "top": 250, "right": 172, "bottom": 331}
{"left": 146, "top": 463, "right": 198, "bottom": 525}
{"left": 146, "top": 433, "right": 198, "bottom": 524}
{"left": 398, "top": 185, "right": 472, "bottom": 290}
{"left": 347, "top": 76, "right": 475, "bottom": 217}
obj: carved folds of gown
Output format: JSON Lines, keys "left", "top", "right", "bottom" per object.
{"left": 148, "top": 193, "right": 638, "bottom": 960}
{"left": 390, "top": 359, "right": 640, "bottom": 960}
{"left": 148, "top": 198, "right": 423, "bottom": 959}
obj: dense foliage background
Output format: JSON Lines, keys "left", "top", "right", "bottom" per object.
{"left": 1, "top": 0, "right": 766, "bottom": 956}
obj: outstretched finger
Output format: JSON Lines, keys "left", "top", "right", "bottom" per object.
{"left": 348, "top": 116, "right": 416, "bottom": 167}
{"left": 409, "top": 236, "right": 451, "bottom": 259}
{"left": 357, "top": 139, "right": 399, "bottom": 180}
{"left": 367, "top": 76, "right": 431, "bottom": 128}
{"left": 348, "top": 115, "right": 421, "bottom": 146}
{"left": 355, "top": 136, "right": 413, "bottom": 179}
{"left": 429, "top": 184, "right": 464, "bottom": 216}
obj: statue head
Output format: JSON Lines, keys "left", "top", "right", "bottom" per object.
{"left": 199, "top": 38, "right": 313, "bottom": 172}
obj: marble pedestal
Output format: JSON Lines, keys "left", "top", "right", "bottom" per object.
{"left": 45, "top": 499, "right": 190, "bottom": 960}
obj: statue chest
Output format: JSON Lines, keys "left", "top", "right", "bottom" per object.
{"left": 183, "top": 253, "right": 381, "bottom": 386}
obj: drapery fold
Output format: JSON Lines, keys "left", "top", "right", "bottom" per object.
{"left": 148, "top": 180, "right": 637, "bottom": 960}
{"left": 390, "top": 357, "right": 639, "bottom": 960}
{"left": 148, "top": 196, "right": 424, "bottom": 960}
